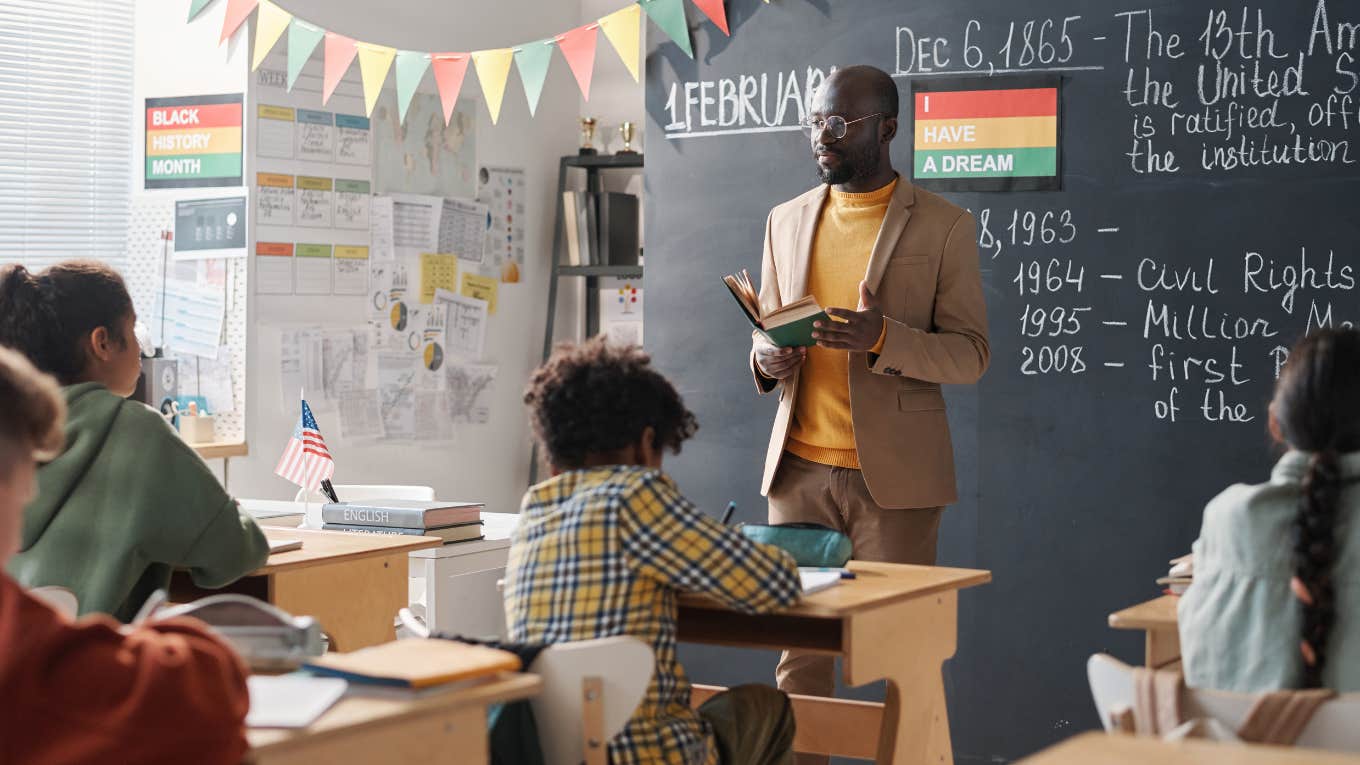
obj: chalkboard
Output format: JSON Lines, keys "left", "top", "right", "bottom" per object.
{"left": 643, "top": 0, "right": 1360, "bottom": 760}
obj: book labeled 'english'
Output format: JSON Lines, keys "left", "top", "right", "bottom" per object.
{"left": 321, "top": 499, "right": 482, "bottom": 529}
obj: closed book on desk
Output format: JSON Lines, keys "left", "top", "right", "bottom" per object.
{"left": 723, "top": 268, "right": 828, "bottom": 348}
{"left": 322, "top": 521, "right": 484, "bottom": 543}
{"left": 303, "top": 638, "right": 521, "bottom": 689}
{"left": 321, "top": 499, "right": 482, "bottom": 529}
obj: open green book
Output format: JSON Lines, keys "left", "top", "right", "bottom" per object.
{"left": 722, "top": 269, "right": 829, "bottom": 348}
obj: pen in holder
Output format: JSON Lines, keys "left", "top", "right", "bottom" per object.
{"left": 178, "top": 399, "right": 216, "bottom": 444}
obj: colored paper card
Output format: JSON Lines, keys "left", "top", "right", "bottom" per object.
{"left": 460, "top": 272, "right": 499, "bottom": 314}
{"left": 472, "top": 49, "right": 514, "bottom": 125}
{"left": 692, "top": 0, "right": 730, "bottom": 35}
{"left": 598, "top": 4, "right": 641, "bottom": 82}
{"left": 641, "top": 0, "right": 692, "bottom": 59}
{"left": 323, "top": 32, "right": 358, "bottom": 105}
{"left": 514, "top": 41, "right": 554, "bottom": 117}
{"left": 431, "top": 55, "right": 470, "bottom": 126}
{"left": 145, "top": 94, "right": 244, "bottom": 189}
{"left": 557, "top": 25, "right": 598, "bottom": 99}
{"left": 189, "top": 0, "right": 215, "bottom": 22}
{"left": 256, "top": 242, "right": 294, "bottom": 295}
{"left": 910, "top": 77, "right": 1061, "bottom": 192}
{"left": 357, "top": 44, "right": 397, "bottom": 117}
{"left": 295, "top": 244, "right": 333, "bottom": 295}
{"left": 287, "top": 19, "right": 326, "bottom": 91}
{"left": 333, "top": 246, "right": 369, "bottom": 295}
{"left": 219, "top": 0, "right": 257, "bottom": 45}
{"left": 395, "top": 52, "right": 431, "bottom": 124}
{"left": 257, "top": 104, "right": 295, "bottom": 158}
{"left": 252, "top": 0, "right": 291, "bottom": 70}
{"left": 419, "top": 253, "right": 459, "bottom": 303}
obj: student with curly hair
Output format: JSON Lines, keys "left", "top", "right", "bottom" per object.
{"left": 509, "top": 337, "right": 803, "bottom": 765}
{"left": 1180, "top": 327, "right": 1360, "bottom": 691}
{"left": 0, "top": 346, "right": 251, "bottom": 764}
{"left": 0, "top": 261, "right": 268, "bottom": 622}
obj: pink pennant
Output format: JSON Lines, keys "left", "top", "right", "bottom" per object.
{"left": 557, "top": 25, "right": 599, "bottom": 100}
{"left": 692, "top": 0, "right": 731, "bottom": 36}
{"left": 431, "top": 54, "right": 470, "bottom": 125}
{"left": 219, "top": 0, "right": 259, "bottom": 45}
{"left": 323, "top": 32, "right": 358, "bottom": 105}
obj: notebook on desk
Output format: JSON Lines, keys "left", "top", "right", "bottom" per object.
{"left": 303, "top": 638, "right": 521, "bottom": 689}
{"left": 267, "top": 538, "right": 303, "bottom": 554}
{"left": 799, "top": 569, "right": 843, "bottom": 595}
{"left": 246, "top": 675, "right": 347, "bottom": 728}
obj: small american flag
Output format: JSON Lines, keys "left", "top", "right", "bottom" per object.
{"left": 274, "top": 400, "right": 334, "bottom": 490}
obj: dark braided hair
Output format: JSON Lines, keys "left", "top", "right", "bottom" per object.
{"left": 524, "top": 336, "right": 698, "bottom": 471}
{"left": 0, "top": 261, "right": 133, "bottom": 385}
{"left": 1272, "top": 328, "right": 1360, "bottom": 688}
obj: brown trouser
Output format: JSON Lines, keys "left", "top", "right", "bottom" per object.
{"left": 767, "top": 453, "right": 943, "bottom": 765}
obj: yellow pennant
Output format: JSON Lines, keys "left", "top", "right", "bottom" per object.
{"left": 251, "top": 0, "right": 291, "bottom": 70}
{"left": 472, "top": 48, "right": 515, "bottom": 124}
{"left": 357, "top": 44, "right": 398, "bottom": 117}
{"left": 598, "top": 4, "right": 641, "bottom": 82}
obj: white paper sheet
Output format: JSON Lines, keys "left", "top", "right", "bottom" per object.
{"left": 477, "top": 167, "right": 526, "bottom": 279}
{"left": 255, "top": 245, "right": 294, "bottom": 295}
{"left": 433, "top": 288, "right": 487, "bottom": 361}
{"left": 256, "top": 182, "right": 294, "bottom": 226}
{"left": 333, "top": 246, "right": 369, "bottom": 296}
{"left": 280, "top": 328, "right": 325, "bottom": 412}
{"left": 377, "top": 352, "right": 419, "bottom": 439}
{"left": 335, "top": 114, "right": 372, "bottom": 166}
{"left": 338, "top": 389, "right": 384, "bottom": 440}
{"left": 334, "top": 180, "right": 371, "bottom": 230}
{"left": 438, "top": 197, "right": 488, "bottom": 265}
{"left": 256, "top": 109, "right": 295, "bottom": 159}
{"left": 296, "top": 180, "right": 334, "bottom": 228}
{"left": 149, "top": 278, "right": 226, "bottom": 358}
{"left": 246, "top": 675, "right": 347, "bottom": 728}
{"left": 370, "top": 196, "right": 395, "bottom": 261}
{"left": 391, "top": 194, "right": 441, "bottom": 252}
{"left": 442, "top": 363, "right": 496, "bottom": 425}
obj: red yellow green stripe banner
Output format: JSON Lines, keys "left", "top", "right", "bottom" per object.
{"left": 145, "top": 94, "right": 243, "bottom": 189}
{"left": 911, "top": 82, "right": 1060, "bottom": 190}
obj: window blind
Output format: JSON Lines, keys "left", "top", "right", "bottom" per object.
{"left": 0, "top": 0, "right": 133, "bottom": 269}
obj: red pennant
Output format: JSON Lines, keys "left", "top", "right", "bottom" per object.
{"left": 431, "top": 54, "right": 470, "bottom": 126}
{"left": 219, "top": 0, "right": 259, "bottom": 45}
{"left": 557, "top": 25, "right": 599, "bottom": 100}
{"left": 323, "top": 32, "right": 358, "bottom": 105}
{"left": 691, "top": 0, "right": 730, "bottom": 36}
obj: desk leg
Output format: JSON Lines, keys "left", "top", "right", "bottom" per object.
{"left": 1145, "top": 627, "right": 1180, "bottom": 669}
{"left": 269, "top": 551, "right": 409, "bottom": 651}
{"left": 844, "top": 591, "right": 957, "bottom": 765}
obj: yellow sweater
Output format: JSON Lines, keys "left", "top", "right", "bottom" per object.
{"left": 787, "top": 180, "right": 894, "bottom": 469}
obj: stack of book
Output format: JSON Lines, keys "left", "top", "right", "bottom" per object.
{"left": 1156, "top": 553, "right": 1193, "bottom": 595}
{"left": 320, "top": 499, "right": 484, "bottom": 544}
{"left": 562, "top": 190, "right": 639, "bottom": 266}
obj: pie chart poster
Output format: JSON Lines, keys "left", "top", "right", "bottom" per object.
{"left": 911, "top": 76, "right": 1062, "bottom": 192}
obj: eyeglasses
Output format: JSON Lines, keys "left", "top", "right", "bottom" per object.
{"left": 800, "top": 112, "right": 886, "bottom": 140}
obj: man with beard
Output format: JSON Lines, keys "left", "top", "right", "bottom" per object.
{"left": 748, "top": 66, "right": 990, "bottom": 762}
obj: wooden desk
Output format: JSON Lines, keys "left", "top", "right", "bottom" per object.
{"left": 1109, "top": 595, "right": 1180, "bottom": 669}
{"left": 191, "top": 440, "right": 248, "bottom": 489}
{"left": 172, "top": 528, "right": 441, "bottom": 651}
{"left": 246, "top": 672, "right": 541, "bottom": 765}
{"left": 1016, "top": 731, "right": 1360, "bottom": 765}
{"left": 680, "top": 561, "right": 991, "bottom": 765}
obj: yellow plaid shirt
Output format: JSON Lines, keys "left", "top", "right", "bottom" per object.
{"left": 505, "top": 466, "right": 801, "bottom": 765}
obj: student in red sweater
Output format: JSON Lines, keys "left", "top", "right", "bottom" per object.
{"left": 0, "top": 345, "right": 251, "bottom": 764}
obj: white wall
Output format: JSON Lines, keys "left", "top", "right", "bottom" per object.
{"left": 135, "top": 0, "right": 582, "bottom": 514}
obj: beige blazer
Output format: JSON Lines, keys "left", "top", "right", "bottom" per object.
{"left": 749, "top": 179, "right": 990, "bottom": 509}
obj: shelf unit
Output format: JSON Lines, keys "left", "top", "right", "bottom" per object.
{"left": 533, "top": 153, "right": 644, "bottom": 485}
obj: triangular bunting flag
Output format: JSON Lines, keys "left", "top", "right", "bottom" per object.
{"left": 219, "top": 0, "right": 258, "bottom": 45}
{"left": 251, "top": 0, "right": 292, "bottom": 71}
{"left": 691, "top": 0, "right": 730, "bottom": 36}
{"left": 357, "top": 44, "right": 397, "bottom": 117}
{"left": 472, "top": 48, "right": 514, "bottom": 125}
{"left": 431, "top": 54, "right": 470, "bottom": 126}
{"left": 188, "top": 0, "right": 215, "bottom": 22}
{"left": 557, "top": 25, "right": 598, "bottom": 99}
{"left": 286, "top": 19, "right": 325, "bottom": 91}
{"left": 322, "top": 32, "right": 359, "bottom": 105}
{"left": 641, "top": 0, "right": 693, "bottom": 58}
{"left": 395, "top": 52, "right": 431, "bottom": 124}
{"left": 514, "top": 41, "right": 554, "bottom": 117}
{"left": 598, "top": 4, "right": 641, "bottom": 82}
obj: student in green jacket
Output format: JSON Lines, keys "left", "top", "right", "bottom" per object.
{"left": 0, "top": 261, "right": 268, "bottom": 622}
{"left": 1179, "top": 328, "right": 1360, "bottom": 692}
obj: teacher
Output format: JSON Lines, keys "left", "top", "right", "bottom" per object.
{"left": 748, "top": 64, "right": 990, "bottom": 749}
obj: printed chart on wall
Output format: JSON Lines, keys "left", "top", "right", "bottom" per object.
{"left": 477, "top": 167, "right": 527, "bottom": 283}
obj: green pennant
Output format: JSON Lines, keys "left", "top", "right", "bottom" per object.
{"left": 395, "top": 51, "right": 431, "bottom": 124}
{"left": 514, "top": 40, "right": 554, "bottom": 117}
{"left": 641, "top": 0, "right": 693, "bottom": 59}
{"left": 286, "top": 19, "right": 326, "bottom": 91}
{"left": 187, "top": 0, "right": 214, "bottom": 21}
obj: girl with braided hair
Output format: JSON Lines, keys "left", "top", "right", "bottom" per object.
{"left": 1179, "top": 328, "right": 1360, "bottom": 692}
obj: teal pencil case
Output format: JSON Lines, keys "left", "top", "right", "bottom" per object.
{"left": 740, "top": 522, "right": 852, "bottom": 568}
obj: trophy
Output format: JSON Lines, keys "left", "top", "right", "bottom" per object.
{"left": 579, "top": 117, "right": 598, "bottom": 155}
{"left": 617, "top": 121, "right": 638, "bottom": 154}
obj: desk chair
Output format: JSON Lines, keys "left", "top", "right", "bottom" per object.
{"left": 293, "top": 484, "right": 436, "bottom": 503}
{"left": 394, "top": 611, "right": 650, "bottom": 765}
{"left": 1088, "top": 653, "right": 1360, "bottom": 752}
{"left": 30, "top": 586, "right": 77, "bottom": 618}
